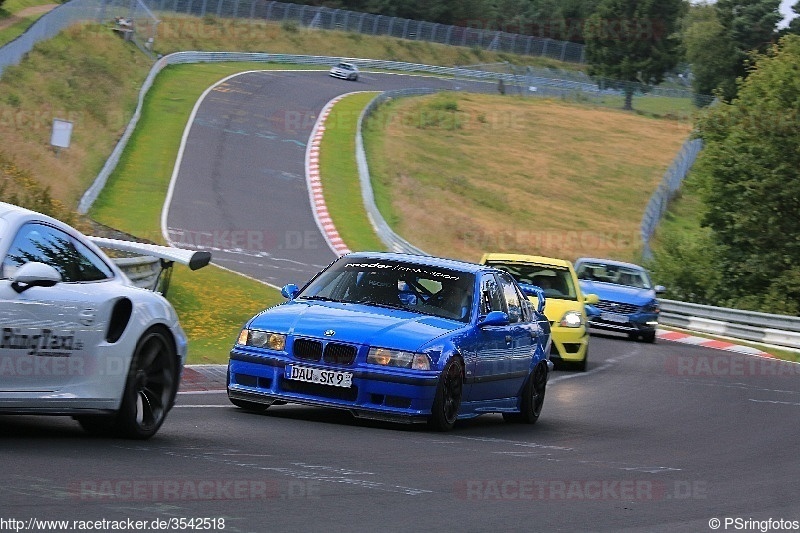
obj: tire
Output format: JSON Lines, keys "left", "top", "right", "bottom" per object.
{"left": 229, "top": 397, "right": 272, "bottom": 412}
{"left": 641, "top": 331, "right": 657, "bottom": 343}
{"left": 114, "top": 327, "right": 178, "bottom": 439}
{"left": 428, "top": 358, "right": 463, "bottom": 431}
{"left": 575, "top": 352, "right": 588, "bottom": 372}
{"left": 504, "top": 363, "right": 547, "bottom": 424}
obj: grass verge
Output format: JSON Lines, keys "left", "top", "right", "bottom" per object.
{"left": 0, "top": 0, "right": 58, "bottom": 45}
{"left": 363, "top": 92, "right": 692, "bottom": 264}
{"left": 318, "top": 91, "right": 385, "bottom": 252}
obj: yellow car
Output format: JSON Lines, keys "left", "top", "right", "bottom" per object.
{"left": 479, "top": 253, "right": 598, "bottom": 371}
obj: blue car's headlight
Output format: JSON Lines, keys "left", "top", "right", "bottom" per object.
{"left": 237, "top": 329, "right": 287, "bottom": 351}
{"left": 368, "top": 347, "right": 431, "bottom": 370}
{"left": 641, "top": 301, "right": 660, "bottom": 314}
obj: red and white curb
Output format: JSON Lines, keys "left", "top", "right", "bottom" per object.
{"left": 305, "top": 94, "right": 352, "bottom": 257}
{"left": 657, "top": 329, "right": 774, "bottom": 358}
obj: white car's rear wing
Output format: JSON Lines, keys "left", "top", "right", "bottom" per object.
{"left": 87, "top": 236, "right": 211, "bottom": 271}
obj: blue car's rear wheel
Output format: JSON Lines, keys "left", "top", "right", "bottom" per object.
{"left": 429, "top": 358, "right": 463, "bottom": 431}
{"left": 504, "top": 362, "right": 547, "bottom": 424}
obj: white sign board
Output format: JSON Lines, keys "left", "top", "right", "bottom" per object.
{"left": 50, "top": 119, "right": 73, "bottom": 149}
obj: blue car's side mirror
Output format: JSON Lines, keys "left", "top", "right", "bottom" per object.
{"left": 478, "top": 310, "right": 510, "bottom": 328}
{"left": 281, "top": 284, "right": 300, "bottom": 300}
{"left": 519, "top": 283, "right": 546, "bottom": 314}
{"left": 585, "top": 304, "right": 601, "bottom": 318}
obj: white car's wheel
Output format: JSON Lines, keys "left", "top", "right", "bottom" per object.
{"left": 79, "top": 326, "right": 178, "bottom": 439}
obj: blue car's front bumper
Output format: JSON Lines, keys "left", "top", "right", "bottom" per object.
{"left": 587, "top": 312, "right": 658, "bottom": 335}
{"left": 228, "top": 349, "right": 441, "bottom": 423}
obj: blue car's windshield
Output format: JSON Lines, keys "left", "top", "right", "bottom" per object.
{"left": 299, "top": 258, "right": 475, "bottom": 322}
{"left": 576, "top": 262, "right": 652, "bottom": 289}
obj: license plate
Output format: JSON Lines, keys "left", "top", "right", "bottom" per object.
{"left": 285, "top": 365, "right": 353, "bottom": 388}
{"left": 601, "top": 311, "right": 629, "bottom": 323}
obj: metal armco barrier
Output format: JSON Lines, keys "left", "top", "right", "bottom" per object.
{"left": 659, "top": 299, "right": 800, "bottom": 350}
{"left": 640, "top": 138, "right": 704, "bottom": 260}
{"left": 356, "top": 89, "right": 438, "bottom": 256}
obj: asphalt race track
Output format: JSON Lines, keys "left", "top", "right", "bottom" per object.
{"left": 163, "top": 70, "right": 489, "bottom": 288}
{"left": 2, "top": 335, "right": 799, "bottom": 532}
{"left": 2, "top": 70, "right": 798, "bottom": 532}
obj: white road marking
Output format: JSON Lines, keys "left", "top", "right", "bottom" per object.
{"left": 174, "top": 404, "right": 231, "bottom": 407}
{"left": 548, "top": 350, "right": 641, "bottom": 384}
{"left": 749, "top": 399, "right": 800, "bottom": 406}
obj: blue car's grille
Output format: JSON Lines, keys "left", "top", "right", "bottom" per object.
{"left": 293, "top": 339, "right": 322, "bottom": 361}
{"left": 293, "top": 338, "right": 357, "bottom": 365}
{"left": 323, "top": 343, "right": 357, "bottom": 365}
{"left": 594, "top": 300, "right": 640, "bottom": 315}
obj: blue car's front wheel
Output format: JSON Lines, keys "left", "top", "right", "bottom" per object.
{"left": 429, "top": 358, "right": 463, "bottom": 431}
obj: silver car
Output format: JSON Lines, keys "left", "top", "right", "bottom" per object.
{"left": 329, "top": 61, "right": 359, "bottom": 81}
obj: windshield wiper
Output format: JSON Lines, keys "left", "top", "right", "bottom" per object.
{"left": 300, "top": 295, "right": 341, "bottom": 303}
{"left": 350, "top": 298, "right": 408, "bottom": 311}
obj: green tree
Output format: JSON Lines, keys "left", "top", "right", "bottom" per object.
{"left": 694, "top": 34, "right": 800, "bottom": 311}
{"left": 584, "top": 0, "right": 685, "bottom": 110}
{"left": 713, "top": 0, "right": 782, "bottom": 100}
{"left": 682, "top": 3, "right": 739, "bottom": 103}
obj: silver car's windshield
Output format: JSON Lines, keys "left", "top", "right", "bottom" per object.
{"left": 299, "top": 258, "right": 475, "bottom": 322}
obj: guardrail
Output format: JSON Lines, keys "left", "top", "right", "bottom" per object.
{"left": 356, "top": 88, "right": 439, "bottom": 255}
{"left": 640, "top": 138, "right": 703, "bottom": 260}
{"left": 659, "top": 299, "right": 800, "bottom": 350}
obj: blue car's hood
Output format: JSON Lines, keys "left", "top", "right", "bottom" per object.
{"left": 579, "top": 281, "right": 655, "bottom": 306}
{"left": 248, "top": 301, "right": 462, "bottom": 352}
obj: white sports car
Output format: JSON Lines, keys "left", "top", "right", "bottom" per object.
{"left": 0, "top": 202, "right": 210, "bottom": 438}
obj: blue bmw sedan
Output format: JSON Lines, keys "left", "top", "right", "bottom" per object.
{"left": 227, "top": 252, "right": 552, "bottom": 430}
